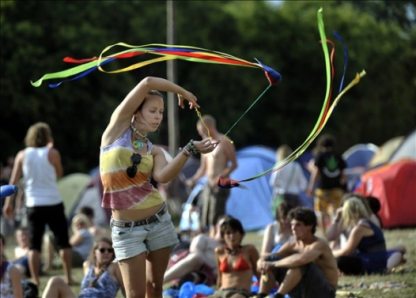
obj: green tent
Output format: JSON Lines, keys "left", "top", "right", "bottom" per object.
{"left": 57, "top": 173, "right": 90, "bottom": 217}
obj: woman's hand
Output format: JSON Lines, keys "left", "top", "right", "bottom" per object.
{"left": 193, "top": 138, "right": 218, "bottom": 154}
{"left": 177, "top": 90, "right": 199, "bottom": 109}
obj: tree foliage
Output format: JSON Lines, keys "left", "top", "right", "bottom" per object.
{"left": 1, "top": 0, "right": 415, "bottom": 172}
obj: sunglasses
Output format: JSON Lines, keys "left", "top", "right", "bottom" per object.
{"left": 126, "top": 153, "right": 142, "bottom": 178}
{"left": 97, "top": 247, "right": 114, "bottom": 254}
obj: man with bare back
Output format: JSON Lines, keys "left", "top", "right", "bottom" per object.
{"left": 187, "top": 115, "right": 237, "bottom": 233}
{"left": 257, "top": 207, "right": 338, "bottom": 298}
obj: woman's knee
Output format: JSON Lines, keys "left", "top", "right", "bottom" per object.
{"left": 44, "top": 276, "right": 67, "bottom": 290}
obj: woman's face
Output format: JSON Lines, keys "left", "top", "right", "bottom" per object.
{"left": 16, "top": 230, "right": 29, "bottom": 247}
{"left": 136, "top": 95, "right": 164, "bottom": 132}
{"left": 95, "top": 241, "right": 114, "bottom": 265}
{"left": 223, "top": 228, "right": 243, "bottom": 248}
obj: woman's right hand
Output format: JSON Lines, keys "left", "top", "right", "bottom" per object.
{"left": 177, "top": 90, "right": 199, "bottom": 110}
{"left": 2, "top": 199, "right": 14, "bottom": 220}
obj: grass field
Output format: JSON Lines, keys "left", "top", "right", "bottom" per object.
{"left": 4, "top": 227, "right": 416, "bottom": 297}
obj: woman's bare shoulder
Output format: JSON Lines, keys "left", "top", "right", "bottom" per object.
{"left": 215, "top": 246, "right": 226, "bottom": 254}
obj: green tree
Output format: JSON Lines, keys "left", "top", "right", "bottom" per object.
{"left": 1, "top": 0, "right": 414, "bottom": 173}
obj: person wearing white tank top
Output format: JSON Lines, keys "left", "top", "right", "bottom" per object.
{"left": 2, "top": 122, "right": 74, "bottom": 286}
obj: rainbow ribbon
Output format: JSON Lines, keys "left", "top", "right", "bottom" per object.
{"left": 30, "top": 43, "right": 281, "bottom": 138}
{"left": 31, "top": 43, "right": 281, "bottom": 88}
{"left": 218, "top": 8, "right": 366, "bottom": 188}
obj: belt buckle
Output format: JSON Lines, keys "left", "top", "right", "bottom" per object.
{"left": 158, "top": 205, "right": 166, "bottom": 216}
{"left": 147, "top": 215, "right": 157, "bottom": 224}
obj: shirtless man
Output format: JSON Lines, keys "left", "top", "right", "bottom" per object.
{"left": 187, "top": 115, "right": 237, "bottom": 233}
{"left": 257, "top": 207, "right": 338, "bottom": 298}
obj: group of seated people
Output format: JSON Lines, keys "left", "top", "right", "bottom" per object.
{"left": 1, "top": 194, "right": 407, "bottom": 298}
{"left": 164, "top": 193, "right": 407, "bottom": 298}
{"left": 0, "top": 206, "right": 111, "bottom": 298}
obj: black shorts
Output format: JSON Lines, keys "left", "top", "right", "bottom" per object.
{"left": 27, "top": 203, "right": 70, "bottom": 251}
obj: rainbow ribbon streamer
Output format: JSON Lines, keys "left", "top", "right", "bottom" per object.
{"left": 218, "top": 8, "right": 366, "bottom": 188}
{"left": 31, "top": 43, "right": 281, "bottom": 88}
{"left": 30, "top": 43, "right": 281, "bottom": 139}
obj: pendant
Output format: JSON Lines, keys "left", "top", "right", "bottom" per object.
{"left": 133, "top": 140, "right": 145, "bottom": 150}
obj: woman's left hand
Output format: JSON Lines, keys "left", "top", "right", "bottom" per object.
{"left": 193, "top": 138, "right": 218, "bottom": 154}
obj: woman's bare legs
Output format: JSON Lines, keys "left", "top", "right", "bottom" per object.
{"left": 118, "top": 253, "right": 147, "bottom": 298}
{"left": 146, "top": 247, "right": 172, "bottom": 298}
{"left": 42, "top": 276, "right": 76, "bottom": 298}
{"left": 164, "top": 253, "right": 204, "bottom": 284}
{"left": 118, "top": 247, "right": 172, "bottom": 298}
{"left": 28, "top": 250, "right": 41, "bottom": 286}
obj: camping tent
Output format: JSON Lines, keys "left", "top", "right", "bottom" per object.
{"left": 355, "top": 159, "right": 416, "bottom": 228}
{"left": 389, "top": 129, "right": 416, "bottom": 163}
{"left": 180, "top": 146, "right": 277, "bottom": 231}
{"left": 343, "top": 143, "right": 379, "bottom": 169}
{"left": 58, "top": 172, "right": 108, "bottom": 226}
{"left": 226, "top": 146, "right": 276, "bottom": 230}
{"left": 342, "top": 143, "right": 379, "bottom": 191}
{"left": 368, "top": 136, "right": 404, "bottom": 168}
{"left": 58, "top": 173, "right": 91, "bottom": 217}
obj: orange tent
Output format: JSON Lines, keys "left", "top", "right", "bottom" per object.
{"left": 355, "top": 159, "right": 416, "bottom": 228}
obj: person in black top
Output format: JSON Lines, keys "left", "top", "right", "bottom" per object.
{"left": 307, "top": 134, "right": 346, "bottom": 233}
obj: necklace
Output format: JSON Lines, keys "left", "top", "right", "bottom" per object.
{"left": 226, "top": 245, "right": 242, "bottom": 256}
{"left": 130, "top": 123, "right": 148, "bottom": 150}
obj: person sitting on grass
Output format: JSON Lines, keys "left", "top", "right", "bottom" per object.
{"left": 210, "top": 216, "right": 260, "bottom": 298}
{"left": 261, "top": 201, "right": 296, "bottom": 258}
{"left": 332, "top": 196, "right": 406, "bottom": 275}
{"left": 257, "top": 207, "right": 338, "bottom": 298}
{"left": 77, "top": 206, "right": 108, "bottom": 239}
{"left": 164, "top": 215, "right": 228, "bottom": 287}
{"left": 13, "top": 226, "right": 31, "bottom": 277}
{"left": 1, "top": 233, "right": 24, "bottom": 298}
{"left": 42, "top": 237, "right": 124, "bottom": 298}
{"left": 69, "top": 214, "right": 94, "bottom": 268}
{"left": 257, "top": 201, "right": 295, "bottom": 295}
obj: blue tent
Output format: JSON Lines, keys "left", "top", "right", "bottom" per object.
{"left": 342, "top": 143, "right": 379, "bottom": 191}
{"left": 180, "top": 146, "right": 276, "bottom": 231}
{"left": 226, "top": 146, "right": 276, "bottom": 230}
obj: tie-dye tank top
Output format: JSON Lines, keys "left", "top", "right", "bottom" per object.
{"left": 100, "top": 129, "right": 163, "bottom": 210}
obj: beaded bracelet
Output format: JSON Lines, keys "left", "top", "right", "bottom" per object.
{"left": 184, "top": 139, "right": 199, "bottom": 156}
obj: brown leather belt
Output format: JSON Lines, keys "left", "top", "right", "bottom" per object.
{"left": 111, "top": 205, "right": 166, "bottom": 228}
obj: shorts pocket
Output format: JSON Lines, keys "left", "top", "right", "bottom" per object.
{"left": 111, "top": 225, "right": 128, "bottom": 238}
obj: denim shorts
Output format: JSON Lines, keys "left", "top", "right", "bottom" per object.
{"left": 110, "top": 210, "right": 179, "bottom": 261}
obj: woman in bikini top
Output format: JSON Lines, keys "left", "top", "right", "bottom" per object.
{"left": 212, "top": 217, "right": 259, "bottom": 297}
{"left": 219, "top": 248, "right": 251, "bottom": 273}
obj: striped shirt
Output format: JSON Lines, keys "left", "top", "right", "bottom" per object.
{"left": 100, "top": 129, "right": 163, "bottom": 210}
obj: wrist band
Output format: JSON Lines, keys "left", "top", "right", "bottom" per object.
{"left": 184, "top": 139, "right": 199, "bottom": 155}
{"left": 181, "top": 147, "right": 191, "bottom": 157}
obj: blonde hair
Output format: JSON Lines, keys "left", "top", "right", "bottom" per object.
{"left": 276, "top": 144, "right": 293, "bottom": 161}
{"left": 71, "top": 213, "right": 91, "bottom": 232}
{"left": 342, "top": 196, "right": 371, "bottom": 228}
{"left": 24, "top": 122, "right": 52, "bottom": 147}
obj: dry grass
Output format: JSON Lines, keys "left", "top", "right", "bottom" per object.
{"left": 4, "top": 227, "right": 416, "bottom": 297}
